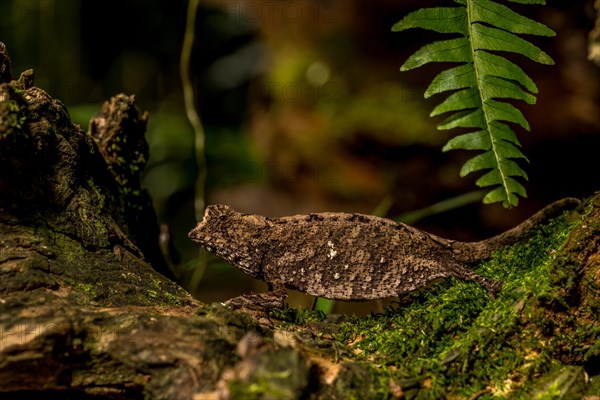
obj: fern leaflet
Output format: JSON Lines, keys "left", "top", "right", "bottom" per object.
{"left": 392, "top": 0, "right": 555, "bottom": 207}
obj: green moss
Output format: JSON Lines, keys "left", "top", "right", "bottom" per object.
{"left": 325, "top": 363, "right": 390, "bottom": 399}
{"left": 52, "top": 231, "right": 86, "bottom": 264}
{"left": 158, "top": 289, "right": 183, "bottom": 306}
{"left": 196, "top": 303, "right": 266, "bottom": 334}
{"left": 74, "top": 282, "right": 95, "bottom": 296}
{"left": 228, "top": 348, "right": 309, "bottom": 399}
{"left": 0, "top": 97, "right": 27, "bottom": 139}
{"left": 529, "top": 366, "right": 587, "bottom": 399}
{"left": 144, "top": 272, "right": 183, "bottom": 306}
{"left": 86, "top": 178, "right": 106, "bottom": 209}
{"left": 268, "top": 304, "right": 326, "bottom": 326}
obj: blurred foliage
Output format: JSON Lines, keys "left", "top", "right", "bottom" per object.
{"left": 324, "top": 83, "right": 437, "bottom": 146}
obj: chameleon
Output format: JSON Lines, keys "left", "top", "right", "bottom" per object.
{"left": 188, "top": 198, "right": 580, "bottom": 309}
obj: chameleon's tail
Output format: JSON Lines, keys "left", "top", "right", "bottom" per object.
{"left": 456, "top": 197, "right": 581, "bottom": 263}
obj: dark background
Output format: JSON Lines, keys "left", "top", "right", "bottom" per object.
{"left": 2, "top": 0, "right": 598, "bottom": 311}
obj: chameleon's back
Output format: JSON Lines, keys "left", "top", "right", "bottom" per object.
{"left": 260, "top": 212, "right": 462, "bottom": 300}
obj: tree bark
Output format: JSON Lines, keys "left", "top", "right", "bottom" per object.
{"left": 1, "top": 43, "right": 598, "bottom": 400}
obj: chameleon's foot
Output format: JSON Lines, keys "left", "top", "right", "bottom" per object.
{"left": 447, "top": 263, "right": 503, "bottom": 299}
{"left": 225, "top": 289, "right": 287, "bottom": 310}
{"left": 484, "top": 279, "right": 503, "bottom": 299}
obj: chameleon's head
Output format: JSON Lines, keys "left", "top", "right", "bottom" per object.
{"left": 188, "top": 204, "right": 267, "bottom": 278}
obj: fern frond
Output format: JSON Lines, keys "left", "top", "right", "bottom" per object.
{"left": 393, "top": 0, "right": 555, "bottom": 207}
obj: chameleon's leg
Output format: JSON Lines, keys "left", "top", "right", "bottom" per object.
{"left": 449, "top": 263, "right": 502, "bottom": 298}
{"left": 310, "top": 296, "right": 318, "bottom": 311}
{"left": 224, "top": 284, "right": 287, "bottom": 310}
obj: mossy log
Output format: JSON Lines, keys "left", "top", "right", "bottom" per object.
{"left": 0, "top": 43, "right": 598, "bottom": 400}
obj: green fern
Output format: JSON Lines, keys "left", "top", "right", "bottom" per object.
{"left": 392, "top": 0, "right": 555, "bottom": 207}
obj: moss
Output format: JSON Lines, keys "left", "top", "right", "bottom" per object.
{"left": 29, "top": 220, "right": 188, "bottom": 308}
{"left": 268, "top": 304, "right": 326, "bottom": 326}
{"left": 71, "top": 282, "right": 98, "bottom": 300}
{"left": 0, "top": 97, "right": 27, "bottom": 139}
{"left": 86, "top": 178, "right": 106, "bottom": 209}
{"left": 75, "top": 282, "right": 94, "bottom": 293}
{"left": 157, "top": 289, "right": 183, "bottom": 306}
{"left": 197, "top": 303, "right": 268, "bottom": 334}
{"left": 51, "top": 231, "right": 86, "bottom": 265}
{"left": 528, "top": 366, "right": 587, "bottom": 399}
{"left": 145, "top": 272, "right": 183, "bottom": 306}
{"left": 228, "top": 347, "right": 309, "bottom": 399}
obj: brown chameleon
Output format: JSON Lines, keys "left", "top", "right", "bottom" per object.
{"left": 188, "top": 198, "right": 579, "bottom": 309}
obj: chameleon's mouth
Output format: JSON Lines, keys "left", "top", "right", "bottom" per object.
{"left": 188, "top": 222, "right": 207, "bottom": 244}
